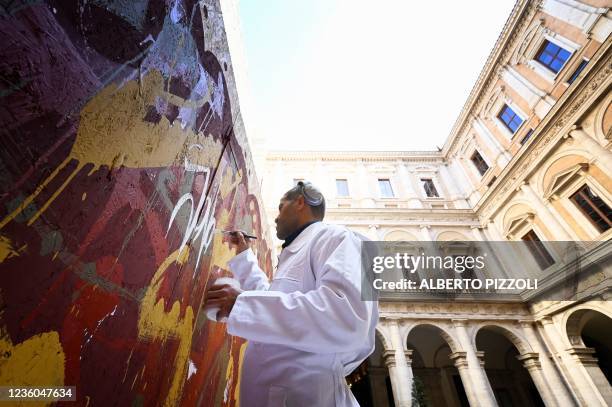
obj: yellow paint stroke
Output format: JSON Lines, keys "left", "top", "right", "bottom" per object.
{"left": 138, "top": 247, "right": 194, "bottom": 407}
{"left": 207, "top": 169, "right": 245, "bottom": 271}
{"left": 0, "top": 235, "right": 22, "bottom": 263}
{"left": 0, "top": 70, "right": 224, "bottom": 230}
{"left": 0, "top": 329, "right": 65, "bottom": 407}
{"left": 233, "top": 342, "right": 248, "bottom": 406}
{"left": 0, "top": 156, "right": 72, "bottom": 230}
{"left": 225, "top": 349, "right": 234, "bottom": 382}
{"left": 27, "top": 161, "right": 83, "bottom": 225}
{"left": 223, "top": 347, "right": 234, "bottom": 406}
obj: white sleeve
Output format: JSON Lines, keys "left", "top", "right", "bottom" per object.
{"left": 227, "top": 249, "right": 271, "bottom": 291}
{"left": 226, "top": 230, "right": 374, "bottom": 354}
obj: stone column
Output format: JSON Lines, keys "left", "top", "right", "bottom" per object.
{"left": 449, "top": 157, "right": 475, "bottom": 194}
{"left": 383, "top": 350, "right": 402, "bottom": 406}
{"left": 519, "top": 321, "right": 575, "bottom": 406}
{"left": 568, "top": 126, "right": 612, "bottom": 174}
{"left": 398, "top": 162, "right": 421, "bottom": 209}
{"left": 394, "top": 160, "right": 408, "bottom": 200}
{"left": 404, "top": 349, "right": 415, "bottom": 404}
{"left": 457, "top": 157, "right": 478, "bottom": 186}
{"left": 519, "top": 182, "right": 573, "bottom": 240}
{"left": 545, "top": 196, "right": 580, "bottom": 240}
{"left": 516, "top": 353, "right": 557, "bottom": 406}
{"left": 449, "top": 352, "right": 479, "bottom": 407}
{"left": 459, "top": 157, "right": 483, "bottom": 203}
{"left": 568, "top": 347, "right": 612, "bottom": 404}
{"left": 451, "top": 320, "right": 497, "bottom": 406}
{"left": 538, "top": 317, "right": 604, "bottom": 406}
{"left": 439, "top": 163, "right": 469, "bottom": 208}
{"left": 357, "top": 160, "right": 374, "bottom": 208}
{"left": 409, "top": 172, "right": 425, "bottom": 207}
{"left": 389, "top": 321, "right": 412, "bottom": 406}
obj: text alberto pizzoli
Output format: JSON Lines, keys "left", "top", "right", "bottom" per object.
{"left": 370, "top": 253, "right": 538, "bottom": 291}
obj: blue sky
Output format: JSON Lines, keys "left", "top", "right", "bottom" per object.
{"left": 238, "top": 0, "right": 517, "bottom": 151}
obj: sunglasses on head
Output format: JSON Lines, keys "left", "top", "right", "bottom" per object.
{"left": 296, "top": 181, "right": 323, "bottom": 206}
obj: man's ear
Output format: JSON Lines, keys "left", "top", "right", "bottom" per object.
{"left": 294, "top": 195, "right": 306, "bottom": 211}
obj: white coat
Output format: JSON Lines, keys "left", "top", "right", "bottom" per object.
{"left": 226, "top": 222, "right": 378, "bottom": 407}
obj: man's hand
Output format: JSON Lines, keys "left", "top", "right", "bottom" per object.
{"left": 223, "top": 231, "right": 250, "bottom": 254}
{"left": 204, "top": 282, "right": 243, "bottom": 321}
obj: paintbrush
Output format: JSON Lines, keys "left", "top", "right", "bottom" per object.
{"left": 217, "top": 229, "right": 258, "bottom": 240}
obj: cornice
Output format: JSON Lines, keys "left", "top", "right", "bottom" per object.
{"left": 327, "top": 208, "right": 474, "bottom": 215}
{"left": 441, "top": 0, "right": 539, "bottom": 157}
{"left": 266, "top": 150, "right": 443, "bottom": 162}
{"left": 326, "top": 208, "right": 479, "bottom": 224}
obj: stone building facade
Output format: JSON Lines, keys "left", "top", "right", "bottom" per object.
{"left": 261, "top": 0, "right": 612, "bottom": 405}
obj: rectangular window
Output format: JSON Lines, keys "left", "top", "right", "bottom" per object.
{"left": 470, "top": 151, "right": 489, "bottom": 176}
{"left": 570, "top": 184, "right": 612, "bottom": 233}
{"left": 293, "top": 178, "right": 303, "bottom": 186}
{"left": 522, "top": 230, "right": 555, "bottom": 269}
{"left": 421, "top": 178, "right": 439, "bottom": 198}
{"left": 567, "top": 59, "right": 588, "bottom": 84}
{"left": 536, "top": 40, "right": 571, "bottom": 74}
{"left": 378, "top": 179, "right": 394, "bottom": 198}
{"left": 498, "top": 104, "right": 524, "bottom": 133}
{"left": 335, "top": 179, "right": 349, "bottom": 197}
{"left": 520, "top": 129, "right": 534, "bottom": 145}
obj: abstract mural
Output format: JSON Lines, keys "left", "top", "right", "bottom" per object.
{"left": 0, "top": 0, "right": 272, "bottom": 405}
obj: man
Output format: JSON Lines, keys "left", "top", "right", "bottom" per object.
{"left": 205, "top": 181, "right": 378, "bottom": 406}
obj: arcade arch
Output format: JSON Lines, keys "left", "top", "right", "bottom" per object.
{"left": 565, "top": 308, "right": 612, "bottom": 403}
{"left": 406, "top": 323, "right": 468, "bottom": 406}
{"left": 475, "top": 325, "right": 545, "bottom": 407}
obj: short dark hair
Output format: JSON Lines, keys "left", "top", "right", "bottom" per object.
{"left": 284, "top": 181, "right": 326, "bottom": 220}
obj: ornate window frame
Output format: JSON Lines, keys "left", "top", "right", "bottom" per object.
{"left": 527, "top": 33, "right": 580, "bottom": 83}
{"left": 495, "top": 102, "right": 527, "bottom": 138}
{"left": 511, "top": 20, "right": 581, "bottom": 84}
{"left": 507, "top": 217, "right": 559, "bottom": 271}
{"left": 505, "top": 212, "right": 536, "bottom": 240}
{"left": 549, "top": 166, "right": 612, "bottom": 239}
{"left": 543, "top": 163, "right": 589, "bottom": 200}
{"left": 469, "top": 149, "right": 491, "bottom": 178}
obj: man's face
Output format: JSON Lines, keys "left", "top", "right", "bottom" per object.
{"left": 275, "top": 196, "right": 301, "bottom": 240}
